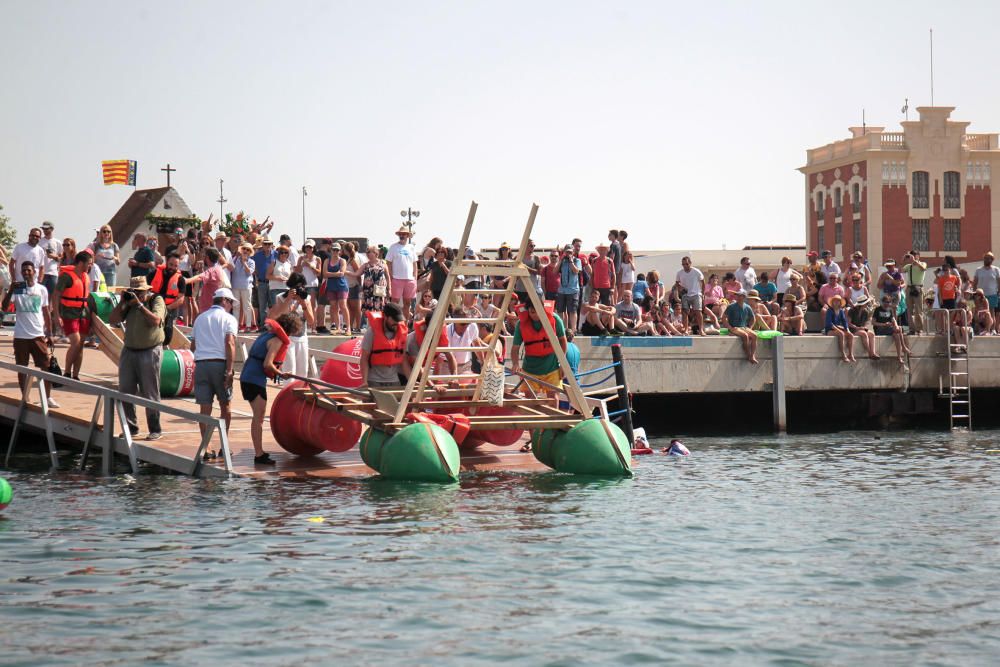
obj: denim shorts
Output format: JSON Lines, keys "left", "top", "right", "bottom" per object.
{"left": 555, "top": 292, "right": 579, "bottom": 312}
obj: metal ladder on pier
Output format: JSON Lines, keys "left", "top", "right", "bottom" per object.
{"left": 939, "top": 308, "right": 972, "bottom": 430}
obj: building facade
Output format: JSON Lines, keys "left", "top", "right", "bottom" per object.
{"left": 799, "top": 106, "right": 1000, "bottom": 266}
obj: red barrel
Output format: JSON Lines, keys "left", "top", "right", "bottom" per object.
{"left": 269, "top": 379, "right": 362, "bottom": 454}
{"left": 319, "top": 338, "right": 364, "bottom": 388}
{"left": 464, "top": 405, "right": 524, "bottom": 448}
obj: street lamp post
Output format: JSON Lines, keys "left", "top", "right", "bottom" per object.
{"left": 400, "top": 207, "right": 420, "bottom": 235}
{"left": 302, "top": 186, "right": 308, "bottom": 243}
{"left": 217, "top": 179, "right": 227, "bottom": 223}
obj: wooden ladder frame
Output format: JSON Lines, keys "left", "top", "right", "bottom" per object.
{"left": 393, "top": 201, "right": 590, "bottom": 424}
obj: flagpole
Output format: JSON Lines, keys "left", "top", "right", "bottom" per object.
{"left": 301, "top": 186, "right": 307, "bottom": 242}
{"left": 930, "top": 28, "right": 934, "bottom": 106}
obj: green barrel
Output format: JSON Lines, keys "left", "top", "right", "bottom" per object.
{"left": 359, "top": 428, "right": 391, "bottom": 471}
{"left": 550, "top": 419, "right": 632, "bottom": 477}
{"left": 159, "top": 349, "right": 196, "bottom": 397}
{"left": 88, "top": 292, "right": 119, "bottom": 323}
{"left": 0, "top": 477, "right": 12, "bottom": 510}
{"left": 531, "top": 428, "right": 561, "bottom": 469}
{"left": 379, "top": 422, "right": 460, "bottom": 483}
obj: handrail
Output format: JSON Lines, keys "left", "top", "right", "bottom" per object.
{"left": 0, "top": 359, "right": 233, "bottom": 476}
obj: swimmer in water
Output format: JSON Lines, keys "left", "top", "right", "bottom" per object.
{"left": 661, "top": 439, "right": 690, "bottom": 456}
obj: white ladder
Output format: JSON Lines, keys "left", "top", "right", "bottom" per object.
{"left": 941, "top": 309, "right": 972, "bottom": 430}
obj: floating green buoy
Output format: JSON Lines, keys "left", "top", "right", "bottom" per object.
{"left": 359, "top": 427, "right": 391, "bottom": 471}
{"left": 0, "top": 477, "right": 12, "bottom": 510}
{"left": 378, "top": 422, "right": 460, "bottom": 483}
{"left": 534, "top": 419, "right": 632, "bottom": 477}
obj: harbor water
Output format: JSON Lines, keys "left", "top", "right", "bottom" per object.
{"left": 2, "top": 430, "right": 999, "bottom": 665}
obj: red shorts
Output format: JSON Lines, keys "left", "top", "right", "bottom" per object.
{"left": 62, "top": 317, "right": 91, "bottom": 337}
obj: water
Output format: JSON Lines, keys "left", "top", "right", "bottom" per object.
{"left": 2, "top": 430, "right": 1000, "bottom": 666}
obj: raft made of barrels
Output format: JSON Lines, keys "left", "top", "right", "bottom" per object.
{"left": 361, "top": 422, "right": 460, "bottom": 483}
{"left": 269, "top": 380, "right": 362, "bottom": 456}
{"left": 160, "top": 349, "right": 196, "bottom": 397}
{"left": 532, "top": 419, "right": 632, "bottom": 477}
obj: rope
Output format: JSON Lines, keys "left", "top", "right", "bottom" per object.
{"left": 574, "top": 361, "right": 620, "bottom": 378}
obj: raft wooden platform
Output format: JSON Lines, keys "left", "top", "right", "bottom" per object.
{"left": 0, "top": 333, "right": 547, "bottom": 479}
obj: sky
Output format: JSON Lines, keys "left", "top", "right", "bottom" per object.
{"left": 2, "top": 0, "right": 999, "bottom": 252}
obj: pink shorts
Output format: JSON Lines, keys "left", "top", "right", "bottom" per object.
{"left": 391, "top": 278, "right": 417, "bottom": 300}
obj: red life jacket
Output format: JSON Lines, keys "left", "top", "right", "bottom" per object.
{"left": 366, "top": 311, "right": 407, "bottom": 366}
{"left": 410, "top": 318, "right": 449, "bottom": 366}
{"left": 516, "top": 302, "right": 557, "bottom": 357}
{"left": 58, "top": 265, "right": 90, "bottom": 310}
{"left": 264, "top": 318, "right": 291, "bottom": 377}
{"left": 150, "top": 267, "right": 182, "bottom": 305}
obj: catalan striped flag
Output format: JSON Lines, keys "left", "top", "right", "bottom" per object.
{"left": 102, "top": 160, "right": 137, "bottom": 186}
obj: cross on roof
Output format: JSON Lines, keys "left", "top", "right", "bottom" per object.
{"left": 161, "top": 163, "right": 176, "bottom": 187}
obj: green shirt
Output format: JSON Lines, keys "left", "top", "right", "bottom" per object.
{"left": 122, "top": 294, "right": 166, "bottom": 350}
{"left": 513, "top": 313, "right": 566, "bottom": 375}
{"left": 904, "top": 262, "right": 927, "bottom": 290}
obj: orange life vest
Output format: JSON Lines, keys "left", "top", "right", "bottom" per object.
{"left": 264, "top": 318, "right": 291, "bottom": 377}
{"left": 366, "top": 311, "right": 407, "bottom": 366}
{"left": 58, "top": 265, "right": 90, "bottom": 310}
{"left": 409, "top": 318, "right": 450, "bottom": 365}
{"left": 405, "top": 412, "right": 471, "bottom": 445}
{"left": 150, "top": 267, "right": 182, "bottom": 305}
{"left": 516, "top": 302, "right": 557, "bottom": 357}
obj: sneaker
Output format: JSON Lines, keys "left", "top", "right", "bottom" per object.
{"left": 56, "top": 336, "right": 69, "bottom": 344}
{"left": 254, "top": 452, "right": 276, "bottom": 465}
{"left": 146, "top": 432, "right": 162, "bottom": 441}
{"left": 316, "top": 326, "right": 330, "bottom": 334}
{"left": 46, "top": 397, "right": 60, "bottom": 409}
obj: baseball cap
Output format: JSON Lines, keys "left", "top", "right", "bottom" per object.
{"left": 213, "top": 288, "right": 235, "bottom": 301}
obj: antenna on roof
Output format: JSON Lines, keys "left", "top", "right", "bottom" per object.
{"left": 862, "top": 108, "right": 866, "bottom": 134}
{"left": 930, "top": 28, "right": 935, "bottom": 106}
{"left": 902, "top": 98, "right": 909, "bottom": 121}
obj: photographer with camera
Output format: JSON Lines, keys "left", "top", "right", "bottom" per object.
{"left": 109, "top": 276, "right": 166, "bottom": 440}
{"left": 555, "top": 244, "right": 581, "bottom": 332}
{"left": 268, "top": 272, "right": 315, "bottom": 378}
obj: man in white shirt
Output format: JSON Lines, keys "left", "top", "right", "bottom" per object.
{"left": 446, "top": 316, "right": 479, "bottom": 374}
{"left": 734, "top": 256, "right": 757, "bottom": 293}
{"left": 386, "top": 226, "right": 418, "bottom": 316}
{"left": 39, "top": 221, "right": 61, "bottom": 296}
{"left": 676, "top": 255, "right": 706, "bottom": 334}
{"left": 819, "top": 250, "right": 841, "bottom": 280}
{"left": 973, "top": 251, "right": 1000, "bottom": 332}
{"left": 10, "top": 228, "right": 47, "bottom": 283}
{"left": 2, "top": 261, "right": 56, "bottom": 404}
{"left": 190, "top": 288, "right": 238, "bottom": 448}
{"left": 279, "top": 234, "right": 299, "bottom": 267}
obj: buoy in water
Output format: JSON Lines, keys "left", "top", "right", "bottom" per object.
{"left": 0, "top": 477, "right": 11, "bottom": 510}
{"left": 359, "top": 427, "right": 391, "bottom": 470}
{"left": 319, "top": 338, "right": 364, "bottom": 388}
{"left": 533, "top": 419, "right": 632, "bottom": 477}
{"left": 378, "top": 422, "right": 460, "bottom": 483}
{"left": 159, "top": 349, "right": 196, "bottom": 397}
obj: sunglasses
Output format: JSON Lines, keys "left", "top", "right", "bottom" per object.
{"left": 62, "top": 243, "right": 72, "bottom": 247}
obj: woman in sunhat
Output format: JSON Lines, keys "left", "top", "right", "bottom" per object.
{"left": 824, "top": 294, "right": 856, "bottom": 362}
{"left": 778, "top": 294, "right": 805, "bottom": 335}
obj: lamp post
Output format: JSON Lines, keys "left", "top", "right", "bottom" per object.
{"left": 217, "top": 179, "right": 227, "bottom": 222}
{"left": 400, "top": 207, "right": 420, "bottom": 235}
{"left": 302, "top": 186, "right": 308, "bottom": 243}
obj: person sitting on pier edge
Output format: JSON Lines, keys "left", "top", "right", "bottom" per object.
{"left": 149, "top": 253, "right": 186, "bottom": 347}
{"left": 872, "top": 295, "right": 912, "bottom": 364}
{"left": 613, "top": 290, "right": 655, "bottom": 335}
{"left": 721, "top": 289, "right": 758, "bottom": 364}
{"left": 51, "top": 251, "right": 93, "bottom": 381}
{"left": 824, "top": 294, "right": 856, "bottom": 363}
{"left": 511, "top": 300, "right": 567, "bottom": 440}
{"left": 846, "top": 295, "right": 880, "bottom": 360}
{"left": 360, "top": 302, "right": 411, "bottom": 388}
{"left": 971, "top": 289, "right": 994, "bottom": 335}
{"left": 778, "top": 294, "right": 805, "bottom": 336}
{"left": 747, "top": 289, "right": 777, "bottom": 331}
{"left": 240, "top": 312, "right": 300, "bottom": 465}
{"left": 110, "top": 276, "right": 166, "bottom": 440}
{"left": 580, "top": 288, "right": 615, "bottom": 335}
{"left": 3, "top": 261, "right": 57, "bottom": 407}
{"left": 191, "top": 288, "right": 238, "bottom": 458}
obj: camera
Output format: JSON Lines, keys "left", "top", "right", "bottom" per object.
{"left": 294, "top": 286, "right": 308, "bottom": 300}
{"left": 120, "top": 290, "right": 137, "bottom": 303}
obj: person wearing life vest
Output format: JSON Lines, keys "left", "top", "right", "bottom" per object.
{"left": 239, "top": 312, "right": 301, "bottom": 465}
{"left": 511, "top": 299, "right": 567, "bottom": 400}
{"left": 51, "top": 251, "right": 93, "bottom": 380}
{"left": 406, "top": 311, "right": 457, "bottom": 378}
{"left": 150, "top": 253, "right": 187, "bottom": 347}
{"left": 360, "top": 302, "right": 411, "bottom": 387}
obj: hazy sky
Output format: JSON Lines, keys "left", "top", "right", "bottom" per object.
{"left": 2, "top": 1, "right": 998, "bottom": 252}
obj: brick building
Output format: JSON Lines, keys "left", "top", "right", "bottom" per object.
{"left": 799, "top": 106, "right": 1000, "bottom": 266}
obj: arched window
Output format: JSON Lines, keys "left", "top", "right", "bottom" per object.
{"left": 816, "top": 191, "right": 824, "bottom": 218}
{"left": 834, "top": 187, "right": 842, "bottom": 217}
{"left": 944, "top": 171, "right": 960, "bottom": 208}
{"left": 852, "top": 183, "right": 861, "bottom": 213}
